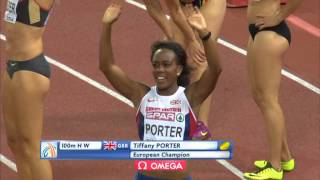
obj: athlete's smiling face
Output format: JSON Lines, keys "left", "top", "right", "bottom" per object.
{"left": 151, "top": 48, "right": 182, "bottom": 95}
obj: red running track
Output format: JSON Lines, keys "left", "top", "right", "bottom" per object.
{"left": 1, "top": 0, "right": 319, "bottom": 179}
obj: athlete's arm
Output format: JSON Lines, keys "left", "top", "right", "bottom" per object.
{"left": 99, "top": 3, "right": 149, "bottom": 107}
{"left": 165, "top": 0, "right": 196, "bottom": 42}
{"left": 165, "top": 0, "right": 206, "bottom": 61}
{"left": 143, "top": 0, "right": 174, "bottom": 40}
{"left": 255, "top": 0, "right": 302, "bottom": 29}
{"left": 279, "top": 0, "right": 302, "bottom": 19}
{"left": 185, "top": 7, "right": 222, "bottom": 107}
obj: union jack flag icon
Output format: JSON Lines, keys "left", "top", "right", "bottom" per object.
{"left": 103, "top": 141, "right": 117, "bottom": 151}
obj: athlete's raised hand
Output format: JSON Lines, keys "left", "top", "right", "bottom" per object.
{"left": 186, "top": 40, "right": 206, "bottom": 63}
{"left": 102, "top": 3, "right": 122, "bottom": 24}
{"left": 186, "top": 5, "right": 207, "bottom": 32}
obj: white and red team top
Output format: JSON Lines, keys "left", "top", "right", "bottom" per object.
{"left": 136, "top": 86, "right": 197, "bottom": 141}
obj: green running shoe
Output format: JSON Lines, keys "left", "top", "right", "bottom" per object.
{"left": 244, "top": 162, "right": 283, "bottom": 180}
{"left": 254, "top": 159, "right": 295, "bottom": 172}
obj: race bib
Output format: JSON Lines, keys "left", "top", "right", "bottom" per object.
{"left": 4, "top": 0, "right": 19, "bottom": 24}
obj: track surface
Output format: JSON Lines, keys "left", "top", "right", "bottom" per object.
{"left": 0, "top": 0, "right": 319, "bottom": 179}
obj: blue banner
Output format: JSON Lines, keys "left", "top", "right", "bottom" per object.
{"left": 40, "top": 140, "right": 233, "bottom": 160}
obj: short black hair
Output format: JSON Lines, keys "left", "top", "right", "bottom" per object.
{"left": 151, "top": 41, "right": 190, "bottom": 87}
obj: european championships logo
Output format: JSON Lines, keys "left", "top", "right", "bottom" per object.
{"left": 41, "top": 141, "right": 58, "bottom": 159}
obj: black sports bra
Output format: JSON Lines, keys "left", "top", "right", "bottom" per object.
{"left": 4, "top": 0, "right": 52, "bottom": 27}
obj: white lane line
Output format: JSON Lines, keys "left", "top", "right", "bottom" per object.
{"left": 217, "top": 38, "right": 247, "bottom": 56}
{"left": 46, "top": 57, "right": 134, "bottom": 107}
{"left": 0, "top": 34, "right": 6, "bottom": 41}
{"left": 125, "top": 0, "right": 320, "bottom": 95}
{"left": 126, "top": 0, "right": 146, "bottom": 10}
{"left": 0, "top": 34, "right": 133, "bottom": 106}
{"left": 217, "top": 160, "right": 245, "bottom": 180}
{"left": 0, "top": 154, "right": 17, "bottom": 172}
{"left": 281, "top": 70, "right": 320, "bottom": 94}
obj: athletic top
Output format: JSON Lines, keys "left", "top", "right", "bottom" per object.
{"left": 136, "top": 86, "right": 198, "bottom": 141}
{"left": 4, "top": 0, "right": 52, "bottom": 27}
{"left": 180, "top": 0, "right": 207, "bottom": 8}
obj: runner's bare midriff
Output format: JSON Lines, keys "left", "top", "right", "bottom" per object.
{"left": 5, "top": 22, "right": 45, "bottom": 61}
{"left": 247, "top": 0, "right": 281, "bottom": 24}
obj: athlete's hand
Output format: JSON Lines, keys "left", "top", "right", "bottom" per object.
{"left": 185, "top": 5, "right": 208, "bottom": 62}
{"left": 186, "top": 5, "right": 207, "bottom": 32}
{"left": 102, "top": 3, "right": 122, "bottom": 25}
{"left": 186, "top": 41, "right": 206, "bottom": 62}
{"left": 255, "top": 9, "right": 283, "bottom": 30}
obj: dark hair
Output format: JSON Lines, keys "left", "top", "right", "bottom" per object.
{"left": 151, "top": 41, "right": 190, "bottom": 87}
{"left": 179, "top": 0, "right": 202, "bottom": 8}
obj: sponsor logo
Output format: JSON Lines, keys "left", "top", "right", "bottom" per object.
{"left": 137, "top": 161, "right": 148, "bottom": 170}
{"left": 219, "top": 141, "right": 231, "bottom": 151}
{"left": 146, "top": 112, "right": 175, "bottom": 121}
{"left": 170, "top": 100, "right": 181, "bottom": 105}
{"left": 147, "top": 98, "right": 159, "bottom": 102}
{"left": 200, "top": 131, "right": 208, "bottom": 136}
{"left": 10, "top": 62, "right": 17, "bottom": 66}
{"left": 41, "top": 141, "right": 57, "bottom": 159}
{"left": 103, "top": 141, "right": 117, "bottom": 151}
{"left": 176, "top": 113, "right": 184, "bottom": 122}
{"left": 146, "top": 107, "right": 181, "bottom": 112}
{"left": 134, "top": 160, "right": 186, "bottom": 171}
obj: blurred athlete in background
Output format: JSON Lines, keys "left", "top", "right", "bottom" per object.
{"left": 2, "top": 0, "right": 55, "bottom": 179}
